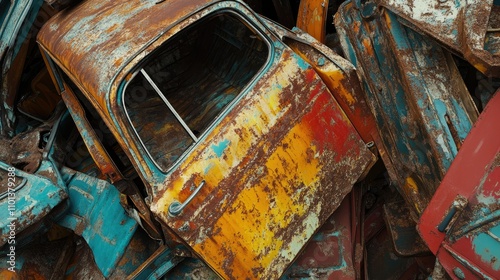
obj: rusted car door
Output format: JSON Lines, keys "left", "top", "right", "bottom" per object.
{"left": 119, "top": 9, "right": 374, "bottom": 280}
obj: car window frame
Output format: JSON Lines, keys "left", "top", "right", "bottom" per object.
{"left": 119, "top": 8, "right": 274, "bottom": 174}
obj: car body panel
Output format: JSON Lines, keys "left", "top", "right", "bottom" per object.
{"left": 335, "top": 2, "right": 478, "bottom": 220}
{"left": 376, "top": 0, "right": 500, "bottom": 77}
{"left": 296, "top": 0, "right": 329, "bottom": 43}
{"left": 148, "top": 46, "right": 374, "bottom": 279}
{"left": 418, "top": 90, "right": 500, "bottom": 279}
{"left": 38, "top": 0, "right": 376, "bottom": 278}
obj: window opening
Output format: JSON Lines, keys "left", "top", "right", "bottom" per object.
{"left": 124, "top": 12, "right": 269, "bottom": 171}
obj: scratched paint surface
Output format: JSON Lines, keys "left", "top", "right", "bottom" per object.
{"left": 0, "top": 160, "right": 67, "bottom": 247}
{"left": 335, "top": 3, "right": 478, "bottom": 219}
{"left": 151, "top": 48, "right": 374, "bottom": 279}
{"left": 281, "top": 192, "right": 357, "bottom": 279}
{"left": 281, "top": 27, "right": 381, "bottom": 146}
{"left": 296, "top": 0, "right": 329, "bottom": 43}
{"left": 38, "top": 0, "right": 374, "bottom": 278}
{"left": 37, "top": 0, "right": 220, "bottom": 113}
{"left": 418, "top": 91, "right": 500, "bottom": 279}
{"left": 376, "top": 0, "right": 500, "bottom": 77}
{"left": 57, "top": 167, "right": 138, "bottom": 278}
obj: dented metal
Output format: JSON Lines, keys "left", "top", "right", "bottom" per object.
{"left": 0, "top": 0, "right": 495, "bottom": 278}
{"left": 418, "top": 90, "right": 500, "bottom": 279}
{"left": 335, "top": 2, "right": 478, "bottom": 219}
{"left": 376, "top": 0, "right": 500, "bottom": 77}
{"left": 37, "top": 0, "right": 375, "bottom": 278}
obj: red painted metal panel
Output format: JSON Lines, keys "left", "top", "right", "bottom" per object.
{"left": 418, "top": 90, "right": 500, "bottom": 278}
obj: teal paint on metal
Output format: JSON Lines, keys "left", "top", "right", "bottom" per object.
{"left": 335, "top": 2, "right": 478, "bottom": 219}
{"left": 211, "top": 139, "right": 230, "bottom": 158}
{"left": 377, "top": 0, "right": 500, "bottom": 77}
{"left": 57, "top": 167, "right": 138, "bottom": 278}
{"left": 293, "top": 52, "right": 310, "bottom": 70}
{"left": 418, "top": 91, "right": 500, "bottom": 278}
{"left": 472, "top": 227, "right": 500, "bottom": 271}
{"left": 0, "top": 160, "right": 67, "bottom": 247}
{"left": 0, "top": 0, "right": 44, "bottom": 67}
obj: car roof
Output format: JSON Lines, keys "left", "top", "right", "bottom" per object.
{"left": 37, "top": 0, "right": 221, "bottom": 109}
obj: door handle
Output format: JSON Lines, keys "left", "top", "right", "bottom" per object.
{"left": 169, "top": 180, "right": 205, "bottom": 216}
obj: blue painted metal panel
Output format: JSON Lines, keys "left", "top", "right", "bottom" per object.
{"left": 0, "top": 160, "right": 67, "bottom": 247}
{"left": 57, "top": 167, "right": 137, "bottom": 278}
{"left": 335, "top": 2, "right": 478, "bottom": 219}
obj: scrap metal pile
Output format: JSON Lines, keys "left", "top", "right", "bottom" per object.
{"left": 0, "top": 0, "right": 498, "bottom": 279}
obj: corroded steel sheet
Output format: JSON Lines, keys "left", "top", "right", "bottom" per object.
{"left": 264, "top": 22, "right": 381, "bottom": 146}
{"left": 37, "top": 0, "right": 219, "bottom": 111}
{"left": 376, "top": 0, "right": 500, "bottom": 77}
{"left": 57, "top": 168, "right": 138, "bottom": 278}
{"left": 38, "top": 0, "right": 375, "bottom": 278}
{"left": 296, "top": 0, "right": 329, "bottom": 43}
{"left": 335, "top": 2, "right": 478, "bottom": 220}
{"left": 0, "top": 160, "right": 67, "bottom": 247}
{"left": 418, "top": 91, "right": 500, "bottom": 279}
{"left": 281, "top": 192, "right": 358, "bottom": 279}
{"left": 151, "top": 48, "right": 375, "bottom": 279}
{"left": 262, "top": 18, "right": 395, "bottom": 179}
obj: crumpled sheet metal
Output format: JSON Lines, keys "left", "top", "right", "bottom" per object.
{"left": 57, "top": 167, "right": 138, "bottom": 278}
{"left": 335, "top": 2, "right": 478, "bottom": 220}
{"left": 0, "top": 160, "right": 67, "bottom": 247}
{"left": 418, "top": 90, "right": 500, "bottom": 279}
{"left": 376, "top": 0, "right": 500, "bottom": 77}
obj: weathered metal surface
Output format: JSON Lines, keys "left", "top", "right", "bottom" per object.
{"left": 0, "top": 235, "right": 74, "bottom": 279}
{"left": 0, "top": 161, "right": 64, "bottom": 247}
{"left": 365, "top": 227, "right": 435, "bottom": 280}
{"left": 39, "top": 0, "right": 376, "bottom": 278}
{"left": 148, "top": 45, "right": 374, "bottom": 279}
{"left": 109, "top": 228, "right": 160, "bottom": 278}
{"left": 60, "top": 82, "right": 163, "bottom": 240}
{"left": 1, "top": 0, "right": 46, "bottom": 136}
{"left": 127, "top": 246, "right": 184, "bottom": 280}
{"left": 418, "top": 90, "right": 500, "bottom": 279}
{"left": 62, "top": 236, "right": 106, "bottom": 280}
{"left": 376, "top": 0, "right": 500, "bottom": 77}
{"left": 263, "top": 20, "right": 381, "bottom": 147}
{"left": 383, "top": 200, "right": 430, "bottom": 257}
{"left": 281, "top": 192, "right": 358, "bottom": 279}
{"left": 335, "top": 2, "right": 478, "bottom": 220}
{"left": 296, "top": 0, "right": 329, "bottom": 43}
{"left": 37, "top": 0, "right": 230, "bottom": 119}
{"left": 0, "top": 0, "right": 44, "bottom": 66}
{"left": 56, "top": 167, "right": 138, "bottom": 278}
{"left": 17, "top": 67, "right": 61, "bottom": 121}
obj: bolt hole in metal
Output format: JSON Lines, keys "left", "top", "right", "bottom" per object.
{"left": 169, "top": 180, "right": 206, "bottom": 216}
